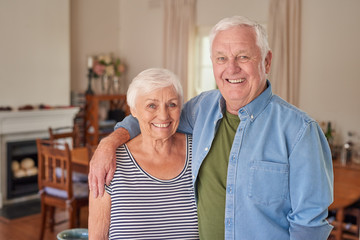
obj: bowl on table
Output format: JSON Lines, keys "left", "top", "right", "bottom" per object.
{"left": 57, "top": 228, "right": 88, "bottom": 240}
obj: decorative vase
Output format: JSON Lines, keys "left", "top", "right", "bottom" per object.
{"left": 110, "top": 76, "right": 121, "bottom": 95}
{"left": 101, "top": 75, "right": 111, "bottom": 94}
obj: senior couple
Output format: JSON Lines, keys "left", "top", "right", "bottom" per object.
{"left": 89, "top": 16, "right": 333, "bottom": 240}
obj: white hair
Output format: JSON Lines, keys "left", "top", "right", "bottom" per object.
{"left": 126, "top": 68, "right": 183, "bottom": 109}
{"left": 209, "top": 16, "right": 270, "bottom": 61}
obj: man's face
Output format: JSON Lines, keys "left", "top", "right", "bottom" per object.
{"left": 211, "top": 25, "right": 272, "bottom": 114}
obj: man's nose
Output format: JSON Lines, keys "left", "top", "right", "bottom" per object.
{"left": 227, "top": 59, "right": 241, "bottom": 73}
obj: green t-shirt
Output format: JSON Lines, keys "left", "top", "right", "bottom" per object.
{"left": 196, "top": 111, "right": 240, "bottom": 240}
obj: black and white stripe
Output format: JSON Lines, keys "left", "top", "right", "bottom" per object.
{"left": 105, "top": 135, "right": 199, "bottom": 240}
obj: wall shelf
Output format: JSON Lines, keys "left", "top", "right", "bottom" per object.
{"left": 84, "top": 94, "right": 130, "bottom": 146}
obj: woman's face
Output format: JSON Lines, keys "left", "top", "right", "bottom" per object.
{"left": 131, "top": 86, "right": 181, "bottom": 141}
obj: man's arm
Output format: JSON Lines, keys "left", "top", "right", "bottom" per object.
{"left": 89, "top": 114, "right": 141, "bottom": 198}
{"left": 88, "top": 127, "right": 130, "bottom": 198}
{"left": 288, "top": 121, "right": 333, "bottom": 239}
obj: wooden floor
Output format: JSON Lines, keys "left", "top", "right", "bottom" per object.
{"left": 0, "top": 207, "right": 88, "bottom": 240}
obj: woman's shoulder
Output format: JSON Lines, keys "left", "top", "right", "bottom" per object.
{"left": 125, "top": 134, "right": 141, "bottom": 150}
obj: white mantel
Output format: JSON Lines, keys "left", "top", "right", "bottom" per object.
{"left": 0, "top": 107, "right": 80, "bottom": 208}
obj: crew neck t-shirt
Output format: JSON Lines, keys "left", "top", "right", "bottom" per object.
{"left": 196, "top": 111, "right": 240, "bottom": 239}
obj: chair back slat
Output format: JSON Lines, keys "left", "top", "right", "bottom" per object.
{"left": 37, "top": 139, "right": 73, "bottom": 199}
{"left": 48, "top": 125, "right": 81, "bottom": 148}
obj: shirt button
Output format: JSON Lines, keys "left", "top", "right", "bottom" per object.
{"left": 227, "top": 219, "right": 231, "bottom": 226}
{"left": 229, "top": 187, "right": 233, "bottom": 193}
{"left": 251, "top": 114, "right": 254, "bottom": 119}
{"left": 205, "top": 147, "right": 209, "bottom": 151}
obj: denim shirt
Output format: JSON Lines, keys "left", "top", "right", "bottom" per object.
{"left": 116, "top": 81, "right": 334, "bottom": 240}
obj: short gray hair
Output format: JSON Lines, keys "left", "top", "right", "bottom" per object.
{"left": 209, "top": 16, "right": 270, "bottom": 61}
{"left": 126, "top": 68, "right": 183, "bottom": 109}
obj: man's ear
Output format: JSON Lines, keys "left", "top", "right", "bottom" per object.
{"left": 264, "top": 50, "right": 272, "bottom": 74}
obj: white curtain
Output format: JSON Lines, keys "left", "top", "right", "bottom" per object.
{"left": 268, "top": 0, "right": 301, "bottom": 106}
{"left": 163, "top": 0, "right": 196, "bottom": 101}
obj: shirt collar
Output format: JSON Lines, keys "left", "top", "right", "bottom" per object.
{"left": 217, "top": 80, "right": 273, "bottom": 121}
{"left": 239, "top": 79, "right": 273, "bottom": 121}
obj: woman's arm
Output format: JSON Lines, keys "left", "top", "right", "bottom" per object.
{"left": 88, "top": 190, "right": 111, "bottom": 240}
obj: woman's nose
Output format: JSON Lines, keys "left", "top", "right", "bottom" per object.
{"left": 158, "top": 106, "right": 169, "bottom": 119}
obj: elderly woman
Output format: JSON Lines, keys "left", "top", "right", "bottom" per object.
{"left": 88, "top": 68, "right": 199, "bottom": 240}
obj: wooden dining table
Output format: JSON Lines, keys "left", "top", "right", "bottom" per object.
{"left": 329, "top": 160, "right": 360, "bottom": 240}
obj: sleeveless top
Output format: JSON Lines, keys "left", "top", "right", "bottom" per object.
{"left": 105, "top": 134, "right": 199, "bottom": 239}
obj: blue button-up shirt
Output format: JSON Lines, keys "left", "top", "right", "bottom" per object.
{"left": 116, "top": 81, "right": 334, "bottom": 239}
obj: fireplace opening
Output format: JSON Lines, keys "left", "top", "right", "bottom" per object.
{"left": 7, "top": 140, "right": 39, "bottom": 199}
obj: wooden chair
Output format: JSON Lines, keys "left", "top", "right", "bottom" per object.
{"left": 48, "top": 125, "right": 81, "bottom": 149}
{"left": 49, "top": 125, "right": 88, "bottom": 182}
{"left": 36, "top": 139, "right": 88, "bottom": 240}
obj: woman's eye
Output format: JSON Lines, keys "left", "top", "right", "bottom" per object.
{"left": 148, "top": 104, "right": 156, "bottom": 109}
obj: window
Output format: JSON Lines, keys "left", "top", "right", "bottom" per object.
{"left": 188, "top": 26, "right": 216, "bottom": 99}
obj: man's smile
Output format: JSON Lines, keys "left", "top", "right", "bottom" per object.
{"left": 225, "top": 78, "right": 246, "bottom": 83}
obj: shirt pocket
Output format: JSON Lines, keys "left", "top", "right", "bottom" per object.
{"left": 248, "top": 160, "right": 289, "bottom": 206}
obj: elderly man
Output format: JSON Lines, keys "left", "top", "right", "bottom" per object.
{"left": 89, "top": 16, "right": 333, "bottom": 239}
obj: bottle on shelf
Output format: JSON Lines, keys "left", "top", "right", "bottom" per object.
{"left": 341, "top": 131, "right": 356, "bottom": 165}
{"left": 324, "top": 121, "right": 338, "bottom": 159}
{"left": 340, "top": 142, "right": 350, "bottom": 166}
{"left": 353, "top": 134, "right": 360, "bottom": 164}
{"left": 325, "top": 122, "right": 334, "bottom": 146}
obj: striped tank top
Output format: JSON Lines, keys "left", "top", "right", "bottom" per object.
{"left": 105, "top": 134, "right": 199, "bottom": 239}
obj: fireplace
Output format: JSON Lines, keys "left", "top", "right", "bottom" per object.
{"left": 7, "top": 139, "right": 39, "bottom": 199}
{"left": 0, "top": 107, "right": 79, "bottom": 208}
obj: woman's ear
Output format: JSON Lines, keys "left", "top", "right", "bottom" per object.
{"left": 130, "top": 107, "right": 137, "bottom": 118}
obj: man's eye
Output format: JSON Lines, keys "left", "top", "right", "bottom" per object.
{"left": 169, "top": 103, "right": 177, "bottom": 108}
{"left": 238, "top": 56, "right": 250, "bottom": 62}
{"left": 216, "top": 57, "right": 226, "bottom": 63}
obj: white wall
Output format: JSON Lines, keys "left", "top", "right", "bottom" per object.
{"left": 70, "top": 0, "right": 164, "bottom": 94}
{"left": 197, "top": 0, "right": 269, "bottom": 26}
{"left": 0, "top": 0, "right": 70, "bottom": 108}
{"left": 70, "top": 0, "right": 121, "bottom": 93}
{"left": 300, "top": 0, "right": 360, "bottom": 143}
{"left": 118, "top": 0, "right": 165, "bottom": 88}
